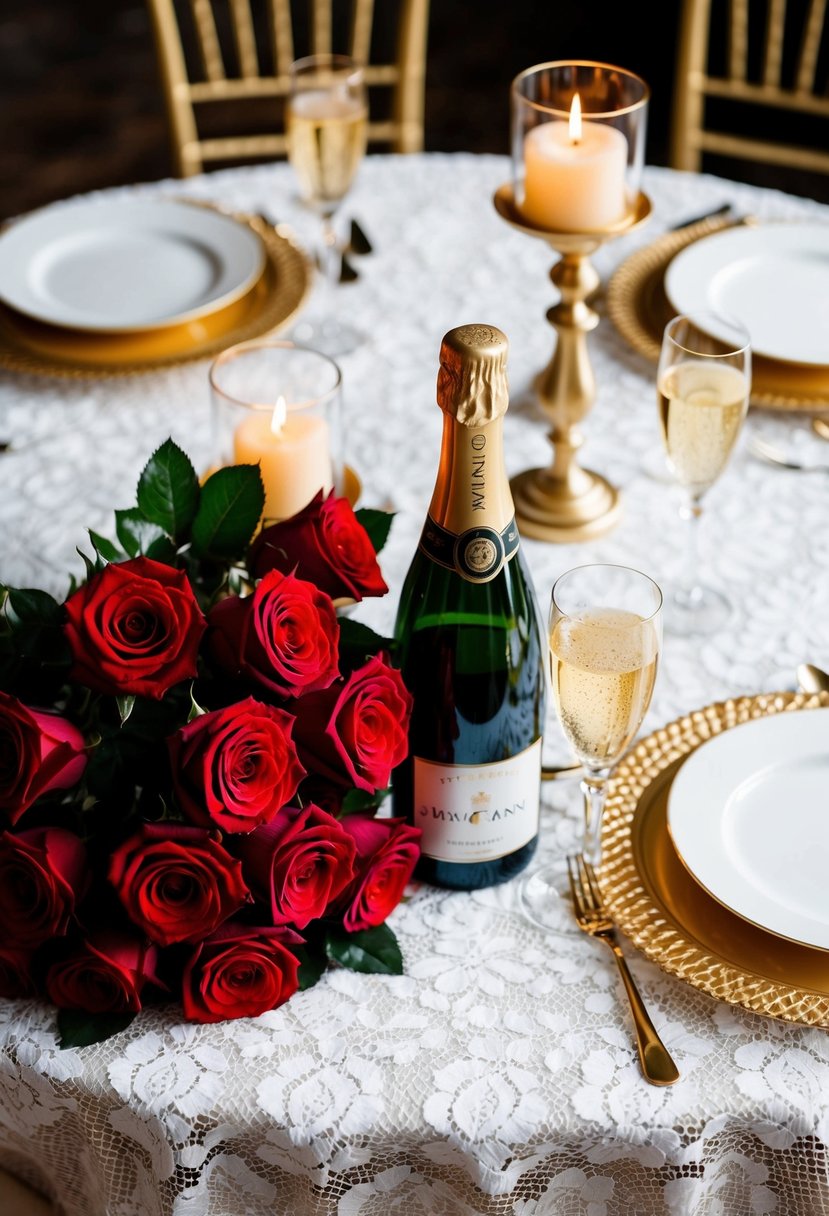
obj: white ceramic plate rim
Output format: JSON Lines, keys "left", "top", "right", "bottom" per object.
{"left": 0, "top": 199, "right": 265, "bottom": 333}
{"left": 664, "top": 222, "right": 829, "bottom": 367}
{"left": 667, "top": 708, "right": 829, "bottom": 950}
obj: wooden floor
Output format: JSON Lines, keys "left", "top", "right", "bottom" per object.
{"left": 1, "top": 0, "right": 826, "bottom": 222}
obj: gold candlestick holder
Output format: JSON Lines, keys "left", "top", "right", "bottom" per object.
{"left": 495, "top": 183, "right": 652, "bottom": 543}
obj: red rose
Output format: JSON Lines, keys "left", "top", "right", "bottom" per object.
{"left": 108, "top": 824, "right": 249, "bottom": 946}
{"left": 250, "top": 491, "right": 388, "bottom": 603}
{"left": 0, "top": 692, "right": 87, "bottom": 824}
{"left": 292, "top": 655, "right": 412, "bottom": 792}
{"left": 235, "top": 804, "right": 356, "bottom": 929}
{"left": 0, "top": 828, "right": 88, "bottom": 946}
{"left": 338, "top": 816, "right": 421, "bottom": 931}
{"left": 0, "top": 946, "right": 38, "bottom": 998}
{"left": 169, "top": 697, "right": 305, "bottom": 834}
{"left": 208, "top": 569, "right": 339, "bottom": 699}
{"left": 182, "top": 921, "right": 301, "bottom": 1023}
{"left": 45, "top": 931, "right": 159, "bottom": 1013}
{"left": 64, "top": 556, "right": 206, "bottom": 700}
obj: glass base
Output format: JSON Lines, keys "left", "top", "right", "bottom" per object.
{"left": 287, "top": 315, "right": 365, "bottom": 359}
{"left": 518, "top": 861, "right": 581, "bottom": 937}
{"left": 665, "top": 583, "right": 733, "bottom": 637}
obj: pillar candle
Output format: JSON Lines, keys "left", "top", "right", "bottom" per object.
{"left": 521, "top": 105, "right": 628, "bottom": 232}
{"left": 233, "top": 399, "right": 332, "bottom": 520}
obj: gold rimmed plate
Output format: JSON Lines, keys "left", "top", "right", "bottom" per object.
{"left": 607, "top": 216, "right": 829, "bottom": 411}
{"left": 601, "top": 691, "right": 829, "bottom": 1028}
{"left": 0, "top": 212, "right": 311, "bottom": 378}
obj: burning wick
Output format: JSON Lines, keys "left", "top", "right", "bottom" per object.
{"left": 270, "top": 395, "right": 287, "bottom": 437}
{"left": 569, "top": 93, "right": 582, "bottom": 145}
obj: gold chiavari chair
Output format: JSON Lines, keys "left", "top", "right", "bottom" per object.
{"left": 146, "top": 0, "right": 430, "bottom": 177}
{"left": 671, "top": 0, "right": 829, "bottom": 180}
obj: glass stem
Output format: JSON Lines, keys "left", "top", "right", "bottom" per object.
{"left": 678, "top": 493, "right": 704, "bottom": 606}
{"left": 581, "top": 772, "right": 609, "bottom": 867}
{"left": 316, "top": 212, "right": 341, "bottom": 313}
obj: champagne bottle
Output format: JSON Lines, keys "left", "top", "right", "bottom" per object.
{"left": 392, "top": 324, "right": 547, "bottom": 890}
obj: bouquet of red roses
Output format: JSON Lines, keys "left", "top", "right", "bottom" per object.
{"left": 0, "top": 440, "right": 419, "bottom": 1046}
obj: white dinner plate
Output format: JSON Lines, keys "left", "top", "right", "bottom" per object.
{"left": 0, "top": 199, "right": 266, "bottom": 333}
{"left": 667, "top": 708, "right": 829, "bottom": 950}
{"left": 664, "top": 223, "right": 829, "bottom": 367}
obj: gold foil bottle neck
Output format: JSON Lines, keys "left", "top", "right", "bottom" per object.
{"left": 436, "top": 324, "right": 509, "bottom": 427}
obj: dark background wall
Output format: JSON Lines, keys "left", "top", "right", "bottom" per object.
{"left": 0, "top": 0, "right": 826, "bottom": 222}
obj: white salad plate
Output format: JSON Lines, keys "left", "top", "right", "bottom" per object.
{"left": 667, "top": 708, "right": 829, "bottom": 951}
{"left": 664, "top": 222, "right": 829, "bottom": 367}
{"left": 0, "top": 198, "right": 266, "bottom": 333}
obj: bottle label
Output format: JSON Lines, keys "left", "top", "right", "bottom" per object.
{"left": 412, "top": 738, "right": 542, "bottom": 863}
{"left": 418, "top": 515, "right": 520, "bottom": 584}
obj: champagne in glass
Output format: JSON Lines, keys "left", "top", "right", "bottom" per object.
{"left": 286, "top": 54, "right": 368, "bottom": 356}
{"left": 520, "top": 564, "right": 662, "bottom": 935}
{"left": 657, "top": 313, "right": 751, "bottom": 634}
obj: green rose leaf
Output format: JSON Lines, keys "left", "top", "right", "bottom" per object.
{"left": 340, "top": 787, "right": 390, "bottom": 816}
{"left": 116, "top": 695, "right": 136, "bottom": 726}
{"left": 191, "top": 465, "right": 265, "bottom": 560}
{"left": 293, "top": 942, "right": 328, "bottom": 991}
{"left": 325, "top": 923, "right": 403, "bottom": 975}
{"left": 4, "top": 588, "right": 63, "bottom": 628}
{"left": 337, "top": 618, "right": 395, "bottom": 662}
{"left": 354, "top": 508, "right": 394, "bottom": 554}
{"left": 57, "top": 1010, "right": 137, "bottom": 1049}
{"left": 88, "top": 531, "right": 123, "bottom": 563}
{"left": 136, "top": 439, "right": 200, "bottom": 539}
{"left": 115, "top": 509, "right": 175, "bottom": 561}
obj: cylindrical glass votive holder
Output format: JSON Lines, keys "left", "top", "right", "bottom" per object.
{"left": 511, "top": 60, "right": 649, "bottom": 233}
{"left": 209, "top": 339, "right": 343, "bottom": 522}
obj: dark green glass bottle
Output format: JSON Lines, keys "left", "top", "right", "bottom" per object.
{"left": 392, "top": 324, "right": 547, "bottom": 890}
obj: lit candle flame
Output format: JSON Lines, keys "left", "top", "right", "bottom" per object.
{"left": 569, "top": 93, "right": 582, "bottom": 144}
{"left": 270, "top": 395, "right": 287, "bottom": 437}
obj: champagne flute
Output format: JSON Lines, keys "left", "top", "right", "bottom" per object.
{"left": 520, "top": 564, "right": 662, "bottom": 934}
{"left": 286, "top": 54, "right": 368, "bottom": 357}
{"left": 657, "top": 311, "right": 751, "bottom": 635}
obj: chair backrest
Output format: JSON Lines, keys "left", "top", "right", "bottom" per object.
{"left": 671, "top": 0, "right": 829, "bottom": 179}
{"left": 146, "top": 0, "right": 430, "bottom": 177}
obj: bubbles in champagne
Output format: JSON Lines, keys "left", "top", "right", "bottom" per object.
{"left": 658, "top": 360, "right": 749, "bottom": 494}
{"left": 287, "top": 91, "right": 368, "bottom": 209}
{"left": 550, "top": 608, "right": 659, "bottom": 768}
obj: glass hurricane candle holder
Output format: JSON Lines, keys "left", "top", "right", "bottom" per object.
{"left": 209, "top": 339, "right": 345, "bottom": 522}
{"left": 512, "top": 60, "right": 648, "bottom": 234}
{"left": 495, "top": 61, "right": 650, "bottom": 543}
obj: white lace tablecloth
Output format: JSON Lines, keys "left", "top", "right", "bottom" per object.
{"left": 2, "top": 155, "right": 829, "bottom": 1216}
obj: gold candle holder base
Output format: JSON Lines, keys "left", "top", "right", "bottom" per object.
{"left": 494, "top": 184, "right": 652, "bottom": 543}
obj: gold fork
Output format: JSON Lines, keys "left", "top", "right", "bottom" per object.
{"left": 567, "top": 854, "right": 680, "bottom": 1087}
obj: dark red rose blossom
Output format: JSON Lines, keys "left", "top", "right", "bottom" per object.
{"left": 0, "top": 693, "right": 87, "bottom": 825}
{"left": 250, "top": 491, "right": 388, "bottom": 603}
{"left": 235, "top": 804, "right": 356, "bottom": 929}
{"left": 0, "top": 828, "right": 88, "bottom": 946}
{"left": 45, "top": 931, "right": 159, "bottom": 1013}
{"left": 292, "top": 655, "right": 412, "bottom": 792}
{"left": 64, "top": 556, "right": 206, "bottom": 699}
{"left": 169, "top": 697, "right": 305, "bottom": 834}
{"left": 0, "top": 946, "right": 38, "bottom": 998}
{"left": 337, "top": 816, "right": 421, "bottom": 932}
{"left": 208, "top": 569, "right": 339, "bottom": 698}
{"left": 182, "top": 921, "right": 301, "bottom": 1023}
{"left": 108, "top": 824, "right": 249, "bottom": 946}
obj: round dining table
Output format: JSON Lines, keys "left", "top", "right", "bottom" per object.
{"left": 1, "top": 153, "right": 829, "bottom": 1216}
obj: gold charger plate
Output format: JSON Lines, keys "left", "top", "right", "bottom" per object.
{"left": 0, "top": 211, "right": 311, "bottom": 378}
{"left": 607, "top": 216, "right": 829, "bottom": 411}
{"left": 601, "top": 691, "right": 829, "bottom": 1028}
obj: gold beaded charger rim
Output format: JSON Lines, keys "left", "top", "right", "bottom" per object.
{"left": 601, "top": 691, "right": 829, "bottom": 1028}
{"left": 0, "top": 207, "right": 312, "bottom": 379}
{"left": 606, "top": 216, "right": 829, "bottom": 411}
